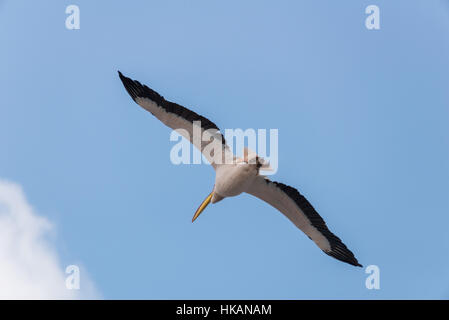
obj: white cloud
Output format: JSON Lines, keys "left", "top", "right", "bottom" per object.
{"left": 0, "top": 179, "right": 100, "bottom": 299}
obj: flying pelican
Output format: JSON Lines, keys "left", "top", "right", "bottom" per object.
{"left": 118, "top": 71, "right": 362, "bottom": 267}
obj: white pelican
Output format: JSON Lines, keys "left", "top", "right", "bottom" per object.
{"left": 118, "top": 71, "right": 362, "bottom": 267}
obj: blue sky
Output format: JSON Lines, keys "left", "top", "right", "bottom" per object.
{"left": 1, "top": 0, "right": 448, "bottom": 299}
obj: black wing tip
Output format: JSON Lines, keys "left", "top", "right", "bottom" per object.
{"left": 117, "top": 70, "right": 127, "bottom": 82}
{"left": 325, "top": 249, "right": 363, "bottom": 267}
{"left": 117, "top": 71, "right": 167, "bottom": 106}
{"left": 118, "top": 71, "right": 136, "bottom": 100}
{"left": 118, "top": 71, "right": 147, "bottom": 102}
{"left": 350, "top": 260, "right": 363, "bottom": 268}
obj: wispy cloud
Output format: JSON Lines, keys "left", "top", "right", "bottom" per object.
{"left": 0, "top": 179, "right": 99, "bottom": 299}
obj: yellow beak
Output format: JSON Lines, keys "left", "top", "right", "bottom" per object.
{"left": 192, "top": 191, "right": 213, "bottom": 222}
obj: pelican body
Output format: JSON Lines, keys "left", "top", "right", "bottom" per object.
{"left": 194, "top": 157, "right": 260, "bottom": 221}
{"left": 118, "top": 71, "right": 362, "bottom": 267}
{"left": 215, "top": 162, "right": 258, "bottom": 199}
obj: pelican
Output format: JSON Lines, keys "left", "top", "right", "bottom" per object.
{"left": 118, "top": 71, "right": 362, "bottom": 267}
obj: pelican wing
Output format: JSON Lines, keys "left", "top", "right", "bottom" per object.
{"left": 246, "top": 176, "right": 361, "bottom": 267}
{"left": 118, "top": 72, "right": 231, "bottom": 169}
